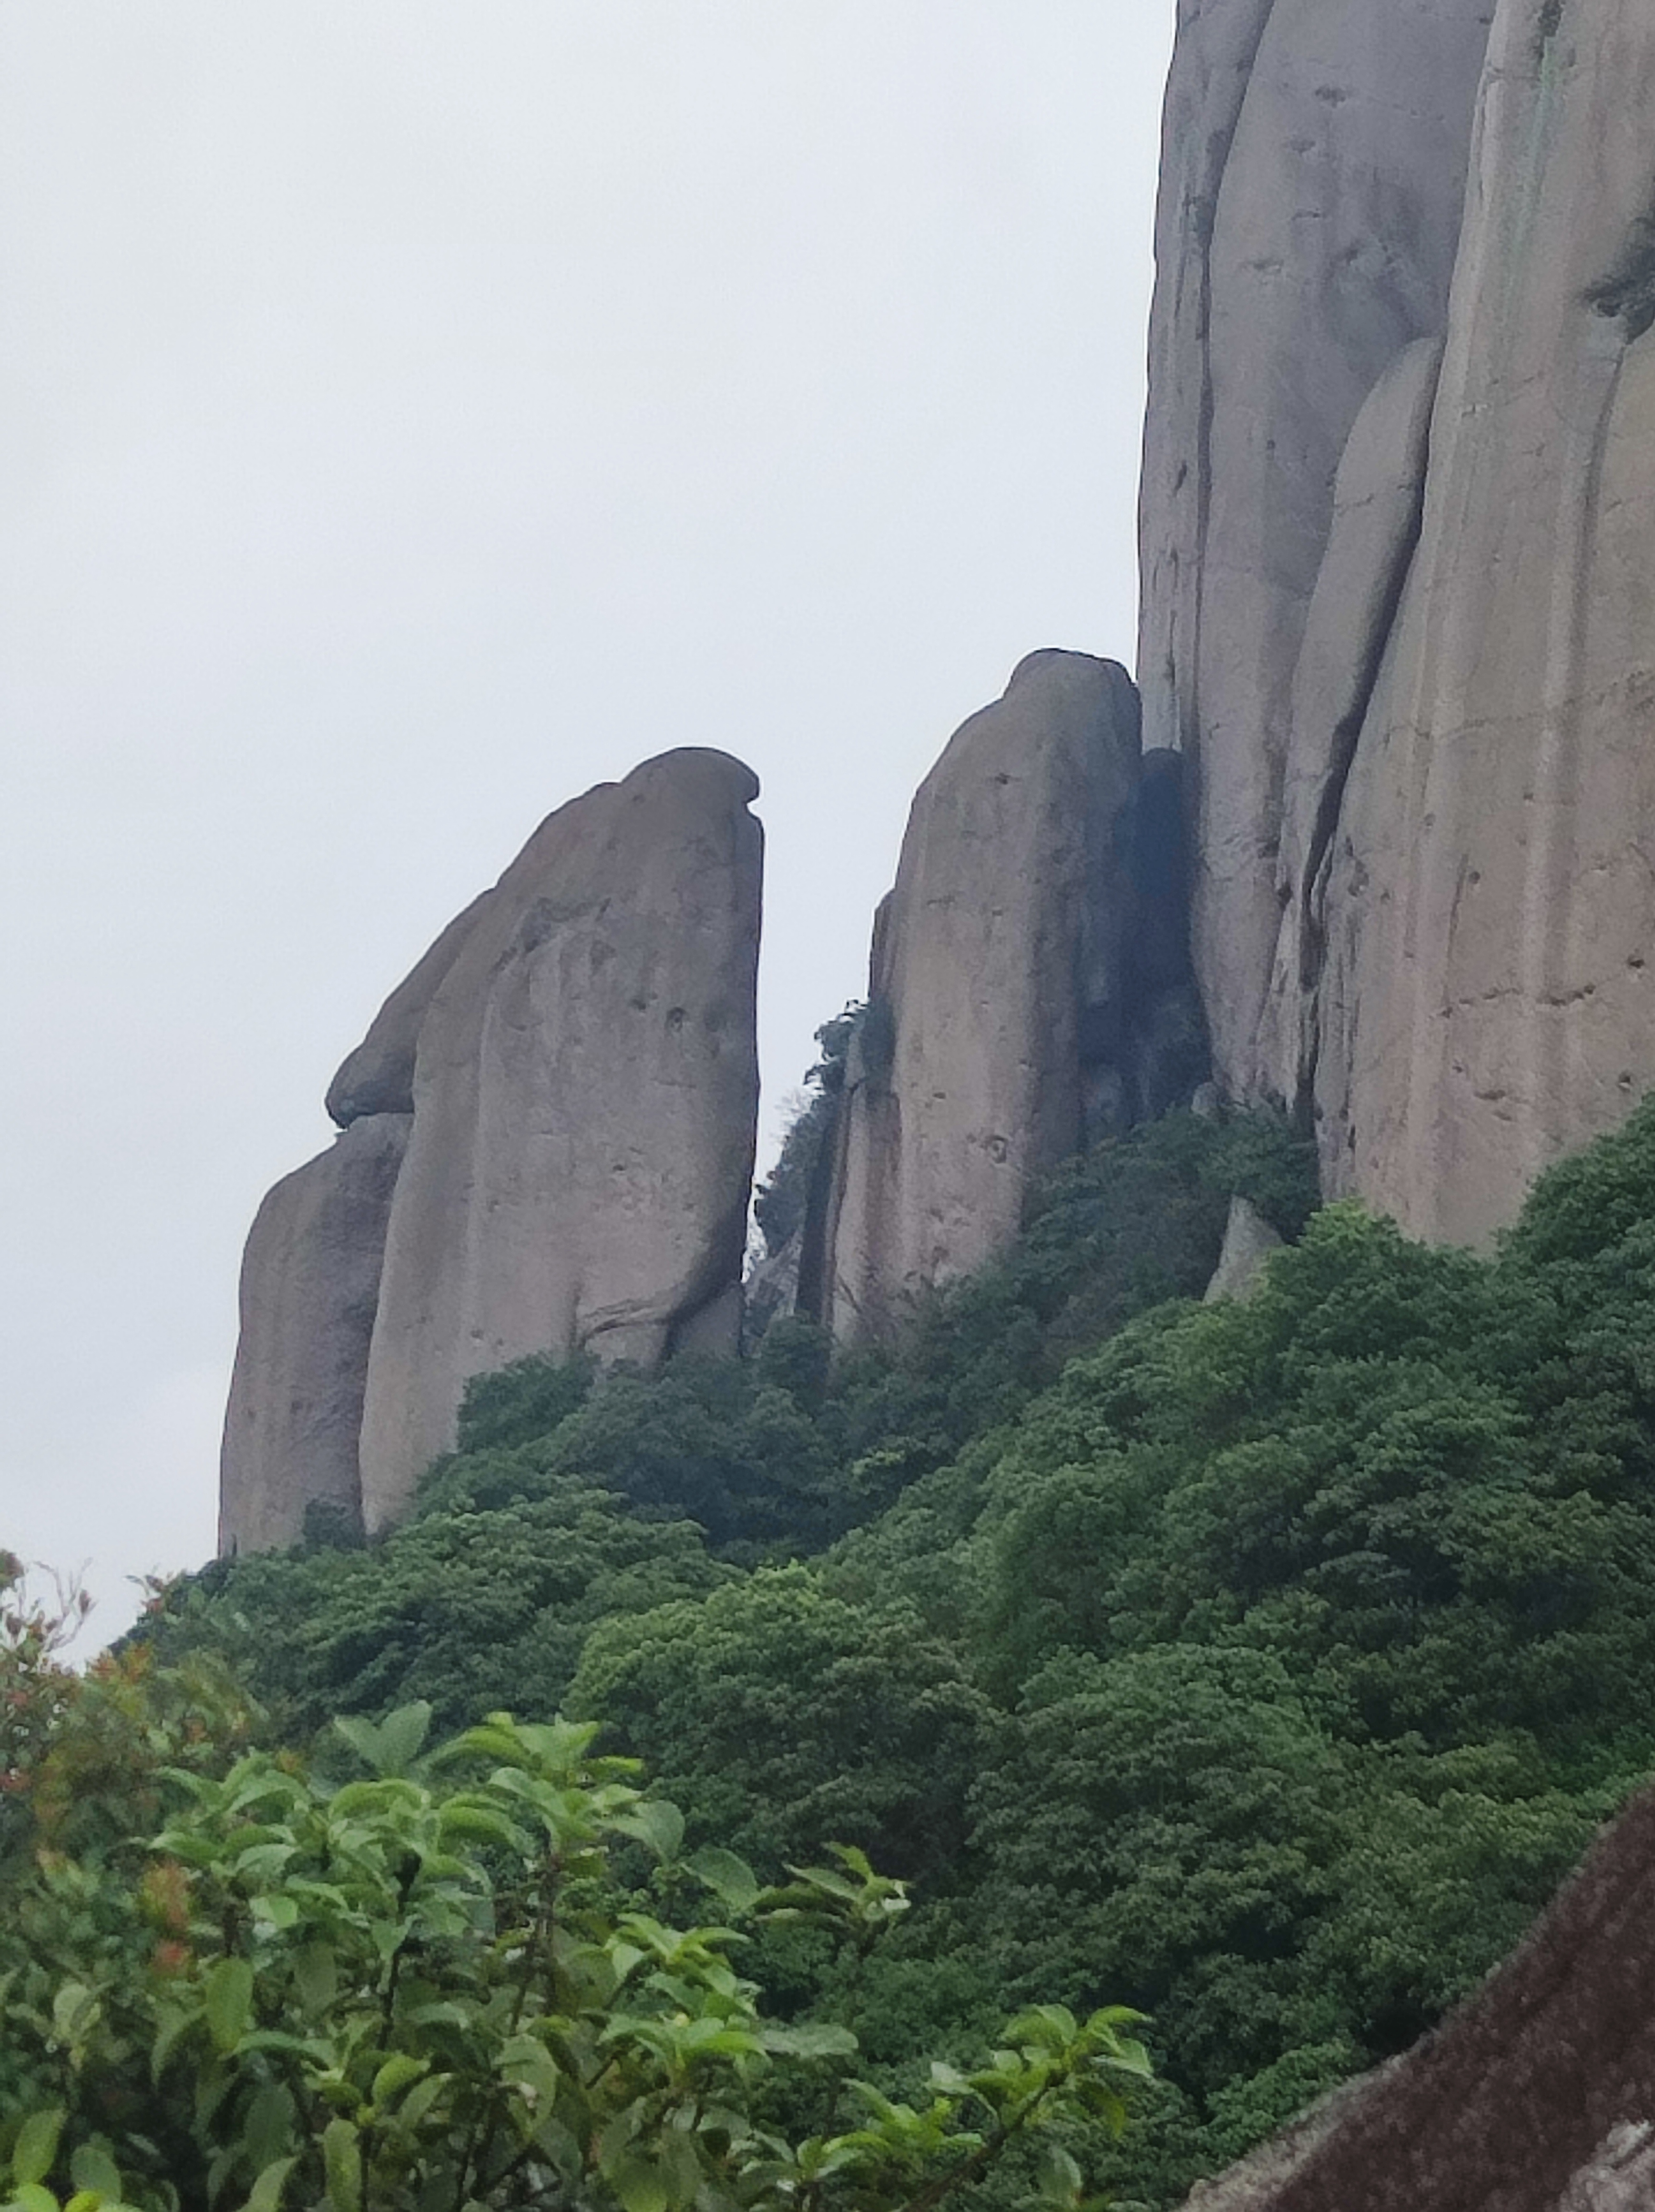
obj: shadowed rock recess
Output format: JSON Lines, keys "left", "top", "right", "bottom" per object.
{"left": 219, "top": 749, "right": 763, "bottom": 1549}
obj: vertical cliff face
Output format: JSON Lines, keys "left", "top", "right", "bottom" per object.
{"left": 809, "top": 652, "right": 1202, "bottom": 1350}
{"left": 1138, "top": 0, "right": 1496, "bottom": 1096}
{"left": 1147, "top": 0, "right": 1655, "bottom": 1246}
{"left": 1313, "top": 0, "right": 1655, "bottom": 1242}
{"left": 357, "top": 749, "right": 762, "bottom": 1532}
{"left": 219, "top": 748, "right": 763, "bottom": 1551}
{"left": 218, "top": 1112, "right": 409, "bottom": 1556}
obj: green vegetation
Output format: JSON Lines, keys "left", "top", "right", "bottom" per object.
{"left": 752, "top": 1006, "right": 862, "bottom": 1261}
{"left": 24, "top": 1091, "right": 1655, "bottom": 2206}
{"left": 0, "top": 1589, "right": 1149, "bottom": 2212}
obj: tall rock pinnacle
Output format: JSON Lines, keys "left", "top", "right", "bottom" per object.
{"left": 218, "top": 748, "right": 763, "bottom": 1550}
{"left": 357, "top": 749, "right": 762, "bottom": 1532}
{"left": 1312, "top": 0, "right": 1655, "bottom": 1242}
{"left": 1138, "top": 0, "right": 1496, "bottom": 1097}
{"left": 808, "top": 651, "right": 1201, "bottom": 1348}
{"left": 218, "top": 1113, "right": 410, "bottom": 1556}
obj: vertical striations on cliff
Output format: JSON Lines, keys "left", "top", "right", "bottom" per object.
{"left": 1316, "top": 0, "right": 1655, "bottom": 1243}
{"left": 1138, "top": 0, "right": 1496, "bottom": 1097}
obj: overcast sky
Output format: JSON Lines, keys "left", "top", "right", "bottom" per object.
{"left": 0, "top": 2, "right": 1175, "bottom": 1643}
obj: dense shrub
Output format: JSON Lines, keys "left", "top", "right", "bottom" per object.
{"left": 0, "top": 1626, "right": 1152, "bottom": 2212}
{"left": 142, "top": 1095, "right": 1655, "bottom": 2205}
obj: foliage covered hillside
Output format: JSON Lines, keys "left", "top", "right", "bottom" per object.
{"left": 129, "top": 1099, "right": 1655, "bottom": 2202}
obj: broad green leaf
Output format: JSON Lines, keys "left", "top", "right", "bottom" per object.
{"left": 759, "top": 2024, "right": 858, "bottom": 2061}
{"left": 611, "top": 1799, "right": 684, "bottom": 1862}
{"left": 68, "top": 2150, "right": 122, "bottom": 2202}
{"left": 393, "top": 2075, "right": 448, "bottom": 2134}
{"left": 1036, "top": 2143, "right": 1083, "bottom": 2205}
{"left": 13, "top": 2111, "right": 65, "bottom": 2189}
{"left": 609, "top": 2157, "right": 669, "bottom": 2212}
{"left": 204, "top": 1958, "right": 255, "bottom": 2056}
{"left": 292, "top": 1944, "right": 338, "bottom": 2016}
{"left": 435, "top": 1802, "right": 528, "bottom": 1852}
{"left": 1007, "top": 2005, "right": 1078, "bottom": 2048}
{"left": 50, "top": 1985, "right": 101, "bottom": 2053}
{"left": 7, "top": 2184, "right": 60, "bottom": 2212}
{"left": 236, "top": 2160, "right": 297, "bottom": 2212}
{"left": 377, "top": 1702, "right": 435, "bottom": 1776}
{"left": 336, "top": 1703, "right": 432, "bottom": 1778}
{"left": 250, "top": 1895, "right": 299, "bottom": 1932}
{"left": 371, "top": 2055, "right": 427, "bottom": 2107}
{"left": 685, "top": 1847, "right": 759, "bottom": 1915}
{"left": 825, "top": 1844, "right": 876, "bottom": 1880}
{"left": 241, "top": 2082, "right": 298, "bottom": 2172}
{"left": 321, "top": 2120, "right": 362, "bottom": 2212}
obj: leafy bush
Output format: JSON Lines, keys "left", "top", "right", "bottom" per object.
{"left": 145, "top": 1473, "right": 732, "bottom": 1743}
{"left": 0, "top": 1654, "right": 1152, "bottom": 2212}
{"left": 138, "top": 1093, "right": 1655, "bottom": 2204}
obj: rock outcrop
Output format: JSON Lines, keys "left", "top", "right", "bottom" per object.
{"left": 1310, "top": 0, "right": 1655, "bottom": 1242}
{"left": 1144, "top": 0, "right": 1655, "bottom": 1248}
{"left": 325, "top": 891, "right": 495, "bottom": 1128}
{"left": 219, "top": 749, "right": 763, "bottom": 1551}
{"left": 1256, "top": 335, "right": 1445, "bottom": 1110}
{"left": 218, "top": 1112, "right": 410, "bottom": 1555}
{"left": 357, "top": 749, "right": 762, "bottom": 1532}
{"left": 1202, "top": 1195, "right": 1283, "bottom": 1303}
{"left": 808, "top": 652, "right": 1201, "bottom": 1350}
{"left": 1138, "top": 0, "right": 1496, "bottom": 1096}
{"left": 1175, "top": 1786, "right": 1655, "bottom": 2212}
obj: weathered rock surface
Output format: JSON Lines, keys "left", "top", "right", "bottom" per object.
{"left": 1558, "top": 2130, "right": 1655, "bottom": 2212}
{"left": 1138, "top": 0, "right": 1494, "bottom": 1095}
{"left": 357, "top": 749, "right": 763, "bottom": 1531}
{"left": 1203, "top": 1195, "right": 1284, "bottom": 1303}
{"left": 1313, "top": 0, "right": 1655, "bottom": 1243}
{"left": 1174, "top": 1784, "right": 1655, "bottom": 2212}
{"left": 811, "top": 652, "right": 1160, "bottom": 1350}
{"left": 326, "top": 891, "right": 495, "bottom": 1127}
{"left": 743, "top": 1229, "right": 802, "bottom": 1345}
{"left": 1258, "top": 335, "right": 1444, "bottom": 1109}
{"left": 218, "top": 1113, "right": 410, "bottom": 1556}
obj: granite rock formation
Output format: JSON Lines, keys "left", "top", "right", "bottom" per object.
{"left": 219, "top": 749, "right": 763, "bottom": 1551}
{"left": 1309, "top": 0, "right": 1655, "bottom": 1242}
{"left": 1175, "top": 1785, "right": 1655, "bottom": 2212}
{"left": 325, "top": 890, "right": 494, "bottom": 1128}
{"left": 1256, "top": 334, "right": 1445, "bottom": 1111}
{"left": 808, "top": 651, "right": 1203, "bottom": 1349}
{"left": 1138, "top": 0, "right": 1496, "bottom": 1096}
{"left": 1144, "top": 0, "right": 1655, "bottom": 1248}
{"left": 356, "top": 749, "right": 762, "bottom": 1532}
{"left": 218, "top": 1112, "right": 409, "bottom": 1556}
{"left": 1202, "top": 1195, "right": 1283, "bottom": 1304}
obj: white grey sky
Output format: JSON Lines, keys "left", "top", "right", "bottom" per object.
{"left": 0, "top": 2, "right": 1175, "bottom": 1642}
